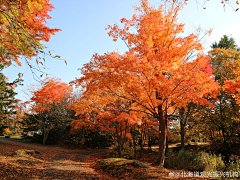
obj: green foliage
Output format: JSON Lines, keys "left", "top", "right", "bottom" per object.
{"left": 226, "top": 159, "right": 240, "bottom": 174}
{"left": 211, "top": 35, "right": 240, "bottom": 51}
{"left": 19, "top": 113, "right": 41, "bottom": 140}
{"left": 206, "top": 37, "right": 240, "bottom": 162}
{"left": 168, "top": 126, "right": 181, "bottom": 143}
{"left": 0, "top": 122, "right": 4, "bottom": 135}
{"left": 84, "top": 130, "right": 114, "bottom": 148}
{"left": 165, "top": 149, "right": 199, "bottom": 170}
{"left": 198, "top": 151, "right": 225, "bottom": 172}
{"left": 0, "top": 64, "right": 23, "bottom": 122}
{"left": 107, "top": 143, "right": 134, "bottom": 159}
{"left": 165, "top": 149, "right": 225, "bottom": 172}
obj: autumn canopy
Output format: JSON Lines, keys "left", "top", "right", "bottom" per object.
{"left": 70, "top": 0, "right": 219, "bottom": 166}
{"left": 0, "top": 0, "right": 61, "bottom": 66}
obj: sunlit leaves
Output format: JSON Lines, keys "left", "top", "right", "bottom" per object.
{"left": 70, "top": 0, "right": 219, "bottom": 165}
{"left": 72, "top": 0, "right": 219, "bottom": 126}
{"left": 0, "top": 0, "right": 61, "bottom": 66}
{"left": 31, "top": 77, "right": 73, "bottom": 112}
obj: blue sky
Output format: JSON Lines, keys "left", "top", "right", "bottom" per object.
{"left": 3, "top": 0, "right": 240, "bottom": 102}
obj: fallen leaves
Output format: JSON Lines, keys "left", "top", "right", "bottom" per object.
{"left": 0, "top": 141, "right": 111, "bottom": 179}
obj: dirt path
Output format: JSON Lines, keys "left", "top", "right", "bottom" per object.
{"left": 0, "top": 138, "right": 113, "bottom": 180}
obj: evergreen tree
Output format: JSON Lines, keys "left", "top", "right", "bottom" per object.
{"left": 211, "top": 35, "right": 240, "bottom": 51}
{"left": 0, "top": 64, "right": 23, "bottom": 123}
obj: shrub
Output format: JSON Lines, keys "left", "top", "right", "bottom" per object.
{"left": 84, "top": 130, "right": 113, "bottom": 148}
{"left": 224, "top": 154, "right": 240, "bottom": 174}
{"left": 107, "top": 142, "right": 134, "bottom": 159}
{"left": 165, "top": 149, "right": 199, "bottom": 170}
{"left": 165, "top": 149, "right": 225, "bottom": 172}
{"left": 198, "top": 151, "right": 225, "bottom": 172}
{"left": 226, "top": 160, "right": 240, "bottom": 174}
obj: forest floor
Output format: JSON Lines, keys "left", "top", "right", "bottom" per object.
{"left": 0, "top": 138, "right": 216, "bottom": 179}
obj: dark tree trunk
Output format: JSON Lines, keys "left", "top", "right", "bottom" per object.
{"left": 180, "top": 119, "right": 185, "bottom": 150}
{"left": 179, "top": 107, "right": 186, "bottom": 150}
{"left": 139, "top": 136, "right": 143, "bottom": 158}
{"left": 43, "top": 128, "right": 49, "bottom": 145}
{"left": 118, "top": 142, "right": 124, "bottom": 158}
{"left": 165, "top": 135, "right": 168, "bottom": 154}
{"left": 131, "top": 125, "right": 137, "bottom": 159}
{"left": 148, "top": 136, "right": 152, "bottom": 152}
{"left": 133, "top": 138, "right": 137, "bottom": 159}
{"left": 154, "top": 104, "right": 166, "bottom": 167}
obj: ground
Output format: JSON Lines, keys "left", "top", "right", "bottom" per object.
{"left": 0, "top": 137, "right": 114, "bottom": 180}
{"left": 0, "top": 138, "right": 217, "bottom": 179}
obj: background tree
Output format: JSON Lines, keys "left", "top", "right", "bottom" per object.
{"left": 48, "top": 98, "right": 76, "bottom": 145}
{"left": 0, "top": 64, "right": 23, "bottom": 123}
{"left": 71, "top": 0, "right": 218, "bottom": 166}
{"left": 211, "top": 35, "right": 240, "bottom": 51}
{"left": 30, "top": 77, "right": 73, "bottom": 144}
{"left": 69, "top": 92, "right": 143, "bottom": 158}
{"left": 205, "top": 35, "right": 240, "bottom": 164}
{"left": 178, "top": 102, "right": 199, "bottom": 150}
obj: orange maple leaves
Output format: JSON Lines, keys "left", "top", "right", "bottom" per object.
{"left": 31, "top": 77, "right": 73, "bottom": 112}
{"left": 0, "top": 0, "right": 61, "bottom": 66}
{"left": 70, "top": 1, "right": 219, "bottom": 163}
{"left": 72, "top": 1, "right": 218, "bottom": 116}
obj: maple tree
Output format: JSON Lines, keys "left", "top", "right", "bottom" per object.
{"left": 0, "top": 0, "right": 61, "bottom": 76}
{"left": 30, "top": 77, "right": 73, "bottom": 144}
{"left": 71, "top": 0, "right": 218, "bottom": 166}
{"left": 69, "top": 94, "right": 143, "bottom": 158}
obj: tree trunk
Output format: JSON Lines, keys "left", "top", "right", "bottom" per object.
{"left": 43, "top": 129, "right": 49, "bottom": 145}
{"left": 133, "top": 138, "right": 137, "bottom": 159}
{"left": 180, "top": 119, "right": 185, "bottom": 150}
{"left": 148, "top": 136, "right": 152, "bottom": 152}
{"left": 119, "top": 143, "right": 123, "bottom": 158}
{"left": 139, "top": 136, "right": 143, "bottom": 158}
{"left": 154, "top": 104, "right": 166, "bottom": 167}
{"left": 165, "top": 135, "right": 168, "bottom": 154}
{"left": 43, "top": 125, "right": 49, "bottom": 145}
{"left": 179, "top": 107, "right": 186, "bottom": 150}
